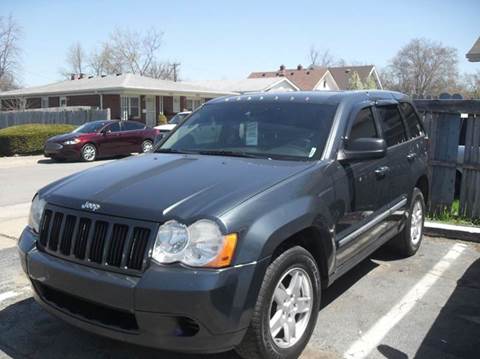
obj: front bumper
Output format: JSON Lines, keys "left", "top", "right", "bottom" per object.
{"left": 18, "top": 228, "right": 268, "bottom": 353}
{"left": 43, "top": 142, "right": 81, "bottom": 159}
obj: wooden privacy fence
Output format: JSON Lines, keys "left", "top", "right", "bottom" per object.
{"left": 0, "top": 107, "right": 111, "bottom": 130}
{"left": 414, "top": 99, "right": 480, "bottom": 219}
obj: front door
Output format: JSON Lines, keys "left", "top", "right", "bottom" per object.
{"left": 333, "top": 106, "right": 391, "bottom": 265}
{"left": 145, "top": 96, "right": 156, "bottom": 127}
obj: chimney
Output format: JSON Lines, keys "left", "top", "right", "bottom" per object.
{"left": 278, "top": 64, "right": 286, "bottom": 76}
{"left": 297, "top": 64, "right": 303, "bottom": 70}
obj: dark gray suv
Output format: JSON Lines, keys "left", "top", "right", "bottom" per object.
{"left": 18, "top": 91, "right": 428, "bottom": 359}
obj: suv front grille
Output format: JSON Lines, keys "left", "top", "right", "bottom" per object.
{"left": 37, "top": 205, "right": 156, "bottom": 274}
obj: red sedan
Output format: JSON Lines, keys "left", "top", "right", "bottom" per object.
{"left": 44, "top": 120, "right": 160, "bottom": 162}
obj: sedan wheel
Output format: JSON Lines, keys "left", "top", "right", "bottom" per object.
{"left": 81, "top": 144, "right": 97, "bottom": 162}
{"left": 142, "top": 140, "right": 153, "bottom": 153}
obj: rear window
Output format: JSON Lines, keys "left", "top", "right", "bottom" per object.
{"left": 400, "top": 102, "right": 424, "bottom": 138}
{"left": 123, "top": 121, "right": 144, "bottom": 131}
{"left": 377, "top": 105, "right": 408, "bottom": 147}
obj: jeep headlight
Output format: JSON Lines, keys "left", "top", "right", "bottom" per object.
{"left": 152, "top": 220, "right": 237, "bottom": 268}
{"left": 28, "top": 194, "right": 46, "bottom": 233}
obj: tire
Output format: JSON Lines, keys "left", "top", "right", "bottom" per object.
{"left": 236, "top": 246, "right": 321, "bottom": 359}
{"left": 80, "top": 143, "right": 97, "bottom": 162}
{"left": 391, "top": 187, "right": 425, "bottom": 257}
{"left": 141, "top": 139, "right": 153, "bottom": 153}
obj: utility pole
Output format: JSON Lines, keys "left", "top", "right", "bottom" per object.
{"left": 172, "top": 62, "right": 180, "bottom": 82}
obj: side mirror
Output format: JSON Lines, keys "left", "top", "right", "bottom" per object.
{"left": 338, "top": 138, "right": 387, "bottom": 161}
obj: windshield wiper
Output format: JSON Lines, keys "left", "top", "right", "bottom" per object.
{"left": 196, "top": 150, "right": 268, "bottom": 159}
{"left": 154, "top": 148, "right": 197, "bottom": 154}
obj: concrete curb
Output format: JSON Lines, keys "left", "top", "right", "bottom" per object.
{"left": 425, "top": 221, "right": 480, "bottom": 243}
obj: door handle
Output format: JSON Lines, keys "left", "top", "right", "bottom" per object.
{"left": 374, "top": 166, "right": 390, "bottom": 178}
{"left": 407, "top": 153, "right": 417, "bottom": 161}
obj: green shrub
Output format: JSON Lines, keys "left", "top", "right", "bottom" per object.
{"left": 0, "top": 124, "right": 76, "bottom": 156}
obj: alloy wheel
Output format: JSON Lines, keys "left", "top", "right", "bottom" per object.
{"left": 82, "top": 145, "right": 96, "bottom": 161}
{"left": 268, "top": 267, "right": 313, "bottom": 349}
{"left": 410, "top": 200, "right": 423, "bottom": 245}
{"left": 142, "top": 140, "right": 153, "bottom": 153}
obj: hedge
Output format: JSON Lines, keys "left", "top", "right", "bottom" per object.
{"left": 0, "top": 124, "right": 76, "bottom": 156}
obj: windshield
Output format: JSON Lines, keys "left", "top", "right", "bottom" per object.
{"left": 158, "top": 101, "right": 337, "bottom": 161}
{"left": 169, "top": 113, "right": 188, "bottom": 125}
{"left": 72, "top": 121, "right": 110, "bottom": 134}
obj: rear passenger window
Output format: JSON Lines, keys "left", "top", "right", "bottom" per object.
{"left": 400, "top": 102, "right": 424, "bottom": 138}
{"left": 349, "top": 107, "right": 378, "bottom": 140}
{"left": 123, "top": 121, "right": 144, "bottom": 131}
{"left": 377, "top": 105, "right": 407, "bottom": 146}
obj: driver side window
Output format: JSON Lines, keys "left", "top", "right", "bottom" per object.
{"left": 106, "top": 122, "right": 121, "bottom": 133}
{"left": 349, "top": 107, "right": 378, "bottom": 140}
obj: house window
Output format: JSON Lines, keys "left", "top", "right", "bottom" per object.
{"left": 120, "top": 96, "right": 140, "bottom": 120}
{"left": 59, "top": 96, "right": 67, "bottom": 107}
{"left": 186, "top": 98, "right": 204, "bottom": 111}
{"left": 41, "top": 97, "right": 49, "bottom": 108}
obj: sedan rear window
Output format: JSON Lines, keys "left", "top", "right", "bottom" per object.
{"left": 159, "top": 101, "right": 337, "bottom": 160}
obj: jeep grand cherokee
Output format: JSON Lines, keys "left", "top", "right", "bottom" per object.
{"left": 18, "top": 91, "right": 428, "bottom": 359}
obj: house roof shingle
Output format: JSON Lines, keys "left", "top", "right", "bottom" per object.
{"left": 248, "top": 66, "right": 329, "bottom": 91}
{"left": 466, "top": 37, "right": 480, "bottom": 62}
{"left": 0, "top": 73, "right": 234, "bottom": 98}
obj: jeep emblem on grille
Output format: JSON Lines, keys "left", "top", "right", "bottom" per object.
{"left": 81, "top": 201, "right": 101, "bottom": 212}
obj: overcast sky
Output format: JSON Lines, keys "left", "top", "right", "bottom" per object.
{"left": 3, "top": 0, "right": 479, "bottom": 87}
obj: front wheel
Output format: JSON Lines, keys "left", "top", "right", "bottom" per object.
{"left": 236, "top": 246, "right": 320, "bottom": 359}
{"left": 141, "top": 140, "right": 153, "bottom": 153}
{"left": 81, "top": 143, "right": 97, "bottom": 162}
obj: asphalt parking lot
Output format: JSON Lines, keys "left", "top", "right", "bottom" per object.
{"left": 0, "top": 155, "right": 479, "bottom": 359}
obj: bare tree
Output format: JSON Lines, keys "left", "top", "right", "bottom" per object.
{"left": 59, "top": 42, "right": 88, "bottom": 79}
{"left": 88, "top": 43, "right": 122, "bottom": 76}
{"left": 61, "top": 27, "right": 179, "bottom": 80}
{"left": 0, "top": 14, "right": 22, "bottom": 90}
{"left": 145, "top": 60, "right": 179, "bottom": 81}
{"left": 308, "top": 46, "right": 336, "bottom": 67}
{"left": 109, "top": 27, "right": 164, "bottom": 75}
{"left": 382, "top": 38, "right": 458, "bottom": 97}
{"left": 461, "top": 70, "right": 480, "bottom": 99}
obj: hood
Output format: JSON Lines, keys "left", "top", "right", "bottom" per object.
{"left": 47, "top": 132, "right": 79, "bottom": 143}
{"left": 40, "top": 153, "right": 313, "bottom": 223}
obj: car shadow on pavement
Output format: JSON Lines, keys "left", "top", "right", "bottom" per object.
{"left": 413, "top": 258, "right": 480, "bottom": 359}
{"left": 0, "top": 298, "right": 240, "bottom": 359}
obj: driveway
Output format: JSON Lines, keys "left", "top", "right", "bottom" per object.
{"left": 0, "top": 156, "right": 479, "bottom": 359}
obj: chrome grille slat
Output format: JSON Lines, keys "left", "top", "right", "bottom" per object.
{"left": 37, "top": 205, "right": 155, "bottom": 275}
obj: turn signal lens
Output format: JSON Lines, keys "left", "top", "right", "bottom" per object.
{"left": 206, "top": 233, "right": 238, "bottom": 268}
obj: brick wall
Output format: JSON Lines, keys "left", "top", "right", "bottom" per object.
{"left": 103, "top": 95, "right": 120, "bottom": 119}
